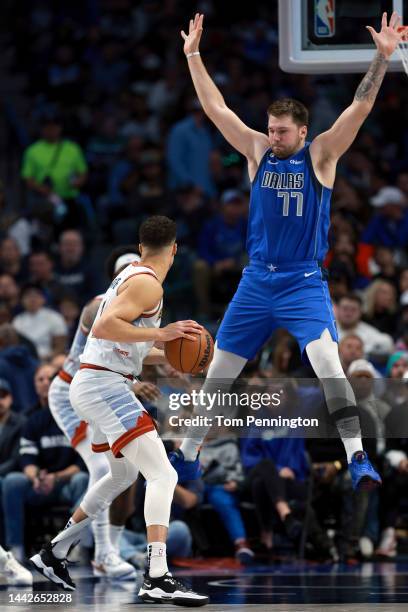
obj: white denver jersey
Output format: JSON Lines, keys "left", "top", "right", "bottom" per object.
{"left": 81, "top": 263, "right": 162, "bottom": 377}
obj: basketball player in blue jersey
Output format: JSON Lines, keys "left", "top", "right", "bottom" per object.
{"left": 171, "top": 12, "right": 405, "bottom": 490}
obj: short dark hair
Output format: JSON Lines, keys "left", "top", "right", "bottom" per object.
{"left": 139, "top": 216, "right": 177, "bottom": 250}
{"left": 337, "top": 293, "right": 362, "bottom": 307}
{"left": 267, "top": 98, "right": 309, "bottom": 127}
{"left": 105, "top": 244, "right": 140, "bottom": 280}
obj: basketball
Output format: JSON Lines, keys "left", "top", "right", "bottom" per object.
{"left": 164, "top": 327, "right": 214, "bottom": 374}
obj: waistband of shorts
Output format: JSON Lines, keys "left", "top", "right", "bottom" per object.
{"left": 58, "top": 369, "right": 73, "bottom": 384}
{"left": 249, "top": 259, "right": 323, "bottom": 272}
{"left": 80, "top": 363, "right": 134, "bottom": 381}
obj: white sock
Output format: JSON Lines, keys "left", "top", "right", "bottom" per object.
{"left": 147, "top": 541, "right": 168, "bottom": 578}
{"left": 109, "top": 524, "right": 124, "bottom": 555}
{"left": 92, "top": 513, "right": 111, "bottom": 562}
{"left": 344, "top": 438, "right": 364, "bottom": 464}
{"left": 51, "top": 517, "right": 92, "bottom": 559}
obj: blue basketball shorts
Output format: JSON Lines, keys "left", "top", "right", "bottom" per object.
{"left": 216, "top": 259, "right": 338, "bottom": 360}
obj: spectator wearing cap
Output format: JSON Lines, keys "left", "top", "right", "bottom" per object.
{"left": 194, "top": 190, "right": 248, "bottom": 318}
{"left": 0, "top": 324, "right": 38, "bottom": 412}
{"left": 335, "top": 294, "right": 394, "bottom": 358}
{"left": 12, "top": 284, "right": 67, "bottom": 360}
{"left": 0, "top": 378, "right": 26, "bottom": 477}
{"left": 385, "top": 351, "right": 408, "bottom": 380}
{"left": 166, "top": 98, "right": 216, "bottom": 197}
{"left": 362, "top": 187, "right": 408, "bottom": 250}
{"left": 21, "top": 114, "right": 88, "bottom": 234}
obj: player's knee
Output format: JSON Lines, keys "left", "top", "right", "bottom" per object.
{"left": 84, "top": 453, "right": 110, "bottom": 483}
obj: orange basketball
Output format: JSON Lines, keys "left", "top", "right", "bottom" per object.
{"left": 164, "top": 327, "right": 214, "bottom": 374}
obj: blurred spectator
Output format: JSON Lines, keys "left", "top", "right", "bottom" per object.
{"left": 107, "top": 135, "right": 143, "bottom": 212}
{"left": 26, "top": 364, "right": 56, "bottom": 420}
{"left": 167, "top": 98, "right": 216, "bottom": 196}
{"left": 0, "top": 378, "right": 26, "bottom": 477}
{"left": 0, "top": 238, "right": 28, "bottom": 284}
{"left": 54, "top": 230, "right": 96, "bottom": 304}
{"left": 0, "top": 324, "right": 38, "bottom": 412}
{"left": 0, "top": 180, "right": 33, "bottom": 256}
{"left": 57, "top": 295, "right": 80, "bottom": 344}
{"left": 194, "top": 190, "right": 247, "bottom": 317}
{"left": 335, "top": 294, "right": 394, "bottom": 356}
{"left": 338, "top": 334, "right": 365, "bottom": 372}
{"left": 120, "top": 92, "right": 160, "bottom": 143}
{"left": 21, "top": 113, "right": 88, "bottom": 234}
{"left": 364, "top": 279, "right": 399, "bottom": 337}
{"left": 385, "top": 351, "right": 408, "bottom": 380}
{"left": 1, "top": 362, "right": 88, "bottom": 562}
{"left": 362, "top": 187, "right": 408, "bottom": 253}
{"left": 89, "top": 38, "right": 129, "bottom": 95}
{"left": 28, "top": 250, "right": 64, "bottom": 306}
{"left": 12, "top": 284, "right": 67, "bottom": 360}
{"left": 47, "top": 44, "right": 81, "bottom": 104}
{"left": 372, "top": 247, "right": 400, "bottom": 286}
{"left": 200, "top": 434, "right": 255, "bottom": 564}
{"left": 173, "top": 186, "right": 209, "bottom": 250}
{"left": 379, "top": 376, "right": 408, "bottom": 557}
{"left": 0, "top": 275, "right": 20, "bottom": 316}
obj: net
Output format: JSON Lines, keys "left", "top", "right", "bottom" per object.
{"left": 397, "top": 26, "right": 408, "bottom": 75}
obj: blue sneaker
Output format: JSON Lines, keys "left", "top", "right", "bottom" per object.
{"left": 349, "top": 451, "right": 382, "bottom": 491}
{"left": 169, "top": 449, "right": 200, "bottom": 482}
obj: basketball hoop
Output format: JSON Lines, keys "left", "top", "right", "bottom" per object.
{"left": 397, "top": 26, "right": 408, "bottom": 75}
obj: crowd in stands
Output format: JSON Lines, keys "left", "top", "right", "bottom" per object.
{"left": 0, "top": 0, "right": 408, "bottom": 572}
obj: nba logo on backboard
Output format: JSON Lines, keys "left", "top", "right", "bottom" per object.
{"left": 315, "top": 0, "right": 335, "bottom": 38}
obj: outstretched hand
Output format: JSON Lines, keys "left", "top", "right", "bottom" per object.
{"left": 181, "top": 13, "right": 204, "bottom": 56}
{"left": 367, "top": 11, "right": 404, "bottom": 58}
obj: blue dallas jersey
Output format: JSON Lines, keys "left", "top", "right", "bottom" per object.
{"left": 247, "top": 143, "right": 332, "bottom": 263}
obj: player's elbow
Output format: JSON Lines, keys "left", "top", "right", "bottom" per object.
{"left": 92, "top": 317, "right": 113, "bottom": 340}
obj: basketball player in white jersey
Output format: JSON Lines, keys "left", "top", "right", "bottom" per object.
{"left": 31, "top": 216, "right": 209, "bottom": 606}
{"left": 47, "top": 247, "right": 142, "bottom": 581}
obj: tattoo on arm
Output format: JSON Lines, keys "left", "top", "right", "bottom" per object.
{"left": 354, "top": 52, "right": 389, "bottom": 103}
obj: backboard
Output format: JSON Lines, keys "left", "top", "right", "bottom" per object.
{"left": 279, "top": 0, "right": 407, "bottom": 73}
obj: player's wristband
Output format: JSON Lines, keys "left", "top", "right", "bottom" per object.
{"left": 186, "top": 51, "right": 200, "bottom": 59}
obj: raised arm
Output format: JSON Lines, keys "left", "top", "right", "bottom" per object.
{"left": 310, "top": 12, "right": 403, "bottom": 177}
{"left": 181, "top": 13, "right": 268, "bottom": 162}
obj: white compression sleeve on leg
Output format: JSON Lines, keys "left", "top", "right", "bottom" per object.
{"left": 306, "top": 328, "right": 363, "bottom": 462}
{"left": 120, "top": 431, "right": 178, "bottom": 527}
{"left": 81, "top": 450, "right": 139, "bottom": 519}
{"left": 180, "top": 343, "right": 247, "bottom": 460}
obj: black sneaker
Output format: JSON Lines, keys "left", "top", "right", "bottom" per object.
{"left": 138, "top": 572, "right": 209, "bottom": 606}
{"left": 30, "top": 542, "right": 76, "bottom": 591}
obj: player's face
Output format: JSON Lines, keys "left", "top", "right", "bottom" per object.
{"left": 267, "top": 114, "right": 307, "bottom": 158}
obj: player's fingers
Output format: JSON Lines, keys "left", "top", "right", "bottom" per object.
{"left": 182, "top": 333, "right": 198, "bottom": 341}
{"left": 366, "top": 26, "right": 376, "bottom": 39}
{"left": 382, "top": 12, "right": 387, "bottom": 29}
{"left": 390, "top": 11, "right": 399, "bottom": 29}
{"left": 181, "top": 30, "right": 187, "bottom": 40}
{"left": 189, "top": 19, "right": 193, "bottom": 33}
{"left": 199, "top": 14, "right": 204, "bottom": 30}
{"left": 194, "top": 13, "right": 200, "bottom": 28}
